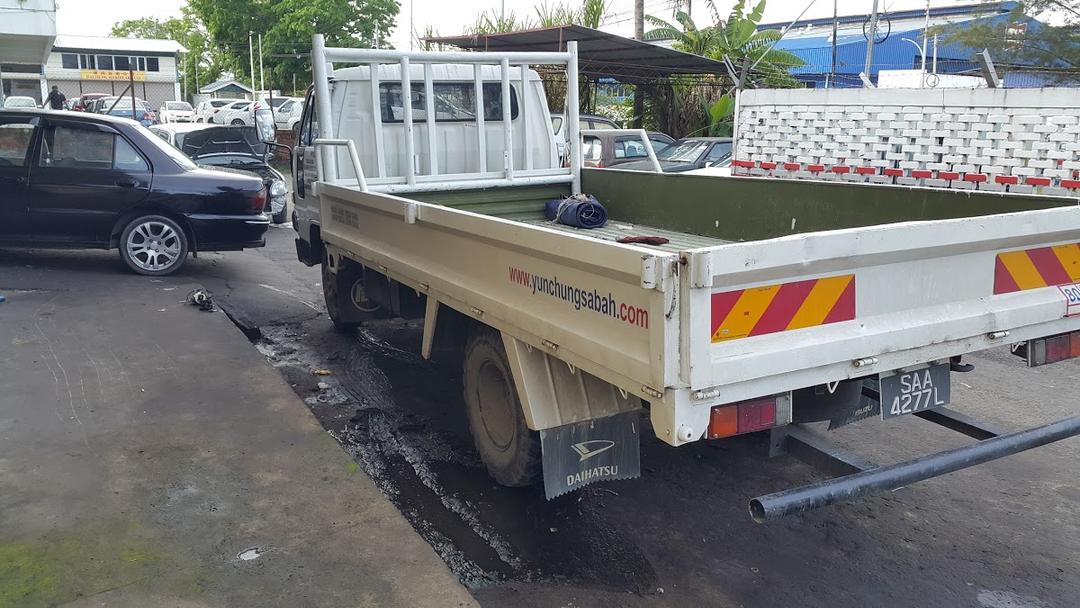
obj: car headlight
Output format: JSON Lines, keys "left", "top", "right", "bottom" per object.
{"left": 270, "top": 179, "right": 287, "bottom": 198}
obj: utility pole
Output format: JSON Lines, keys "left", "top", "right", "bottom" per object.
{"left": 632, "top": 0, "right": 644, "bottom": 128}
{"left": 248, "top": 31, "right": 256, "bottom": 97}
{"left": 863, "top": 0, "right": 880, "bottom": 84}
{"left": 258, "top": 33, "right": 265, "bottom": 95}
{"left": 829, "top": 0, "right": 838, "bottom": 87}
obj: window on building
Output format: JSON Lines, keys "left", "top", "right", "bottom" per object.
{"left": 96, "top": 55, "right": 114, "bottom": 70}
{"left": 137, "top": 57, "right": 146, "bottom": 71}
{"left": 114, "top": 56, "right": 130, "bottom": 70}
{"left": 146, "top": 57, "right": 159, "bottom": 72}
{"left": 379, "top": 82, "right": 518, "bottom": 123}
{"left": 61, "top": 54, "right": 78, "bottom": 69}
{"left": 79, "top": 54, "right": 96, "bottom": 69}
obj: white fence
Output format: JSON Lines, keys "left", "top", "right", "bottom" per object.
{"left": 733, "top": 87, "right": 1080, "bottom": 197}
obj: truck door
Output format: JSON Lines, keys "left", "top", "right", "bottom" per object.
{"left": 0, "top": 115, "right": 38, "bottom": 241}
{"left": 293, "top": 86, "right": 317, "bottom": 202}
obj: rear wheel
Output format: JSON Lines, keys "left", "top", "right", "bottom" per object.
{"left": 463, "top": 327, "right": 540, "bottom": 486}
{"left": 119, "top": 215, "right": 189, "bottom": 276}
{"left": 230, "top": 119, "right": 245, "bottom": 126}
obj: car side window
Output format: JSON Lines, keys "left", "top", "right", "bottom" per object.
{"left": 0, "top": 119, "right": 37, "bottom": 167}
{"left": 704, "top": 142, "right": 732, "bottom": 163}
{"left": 583, "top": 136, "right": 602, "bottom": 161}
{"left": 39, "top": 125, "right": 147, "bottom": 172}
{"left": 614, "top": 138, "right": 647, "bottom": 159}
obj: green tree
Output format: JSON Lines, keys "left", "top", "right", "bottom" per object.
{"left": 187, "top": 0, "right": 398, "bottom": 95}
{"left": 939, "top": 0, "right": 1079, "bottom": 76}
{"left": 644, "top": 0, "right": 803, "bottom": 136}
{"left": 112, "top": 8, "right": 231, "bottom": 101}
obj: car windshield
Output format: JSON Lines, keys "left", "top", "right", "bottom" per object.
{"left": 4, "top": 97, "right": 36, "bottom": 108}
{"left": 657, "top": 140, "right": 709, "bottom": 162}
{"left": 211, "top": 100, "right": 232, "bottom": 107}
{"left": 166, "top": 102, "right": 192, "bottom": 111}
{"left": 136, "top": 124, "right": 198, "bottom": 170}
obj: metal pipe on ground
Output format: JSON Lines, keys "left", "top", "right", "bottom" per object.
{"left": 750, "top": 414, "right": 1080, "bottom": 523}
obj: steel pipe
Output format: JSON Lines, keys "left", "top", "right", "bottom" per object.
{"left": 750, "top": 414, "right": 1080, "bottom": 523}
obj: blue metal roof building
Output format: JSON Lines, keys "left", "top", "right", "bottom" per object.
{"left": 760, "top": 2, "right": 1050, "bottom": 88}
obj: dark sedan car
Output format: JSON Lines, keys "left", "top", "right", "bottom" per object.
{"left": 0, "top": 109, "right": 270, "bottom": 276}
{"left": 616, "top": 137, "right": 732, "bottom": 173}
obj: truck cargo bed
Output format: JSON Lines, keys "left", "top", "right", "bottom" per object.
{"left": 517, "top": 216, "right": 730, "bottom": 253}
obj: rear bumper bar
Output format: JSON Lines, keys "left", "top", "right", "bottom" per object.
{"left": 750, "top": 414, "right": 1080, "bottom": 523}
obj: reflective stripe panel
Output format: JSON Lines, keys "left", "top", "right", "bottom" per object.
{"left": 995, "top": 243, "right": 1080, "bottom": 294}
{"left": 711, "top": 275, "right": 856, "bottom": 343}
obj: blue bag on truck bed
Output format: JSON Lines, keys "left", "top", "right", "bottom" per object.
{"left": 545, "top": 194, "right": 608, "bottom": 229}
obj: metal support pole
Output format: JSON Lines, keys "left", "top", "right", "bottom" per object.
{"left": 829, "top": 0, "right": 838, "bottom": 87}
{"left": 566, "top": 41, "right": 580, "bottom": 194}
{"left": 500, "top": 58, "right": 513, "bottom": 180}
{"left": 863, "top": 0, "right": 880, "bottom": 84}
{"left": 401, "top": 57, "right": 416, "bottom": 185}
{"left": 311, "top": 34, "right": 337, "bottom": 182}
{"left": 258, "top": 33, "right": 265, "bottom": 96}
{"left": 750, "top": 415, "right": 1080, "bottom": 523}
{"left": 423, "top": 63, "right": 437, "bottom": 175}
{"left": 474, "top": 64, "right": 487, "bottom": 173}
{"left": 520, "top": 64, "right": 531, "bottom": 170}
{"left": 920, "top": 0, "right": 930, "bottom": 73}
{"left": 248, "top": 31, "right": 256, "bottom": 95}
{"left": 370, "top": 63, "right": 385, "bottom": 177}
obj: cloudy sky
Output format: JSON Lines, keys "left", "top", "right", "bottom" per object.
{"left": 55, "top": 0, "right": 1007, "bottom": 50}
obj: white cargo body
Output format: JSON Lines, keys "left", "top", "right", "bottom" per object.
{"left": 289, "top": 36, "right": 1080, "bottom": 508}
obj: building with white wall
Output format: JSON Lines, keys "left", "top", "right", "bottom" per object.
{"left": 0, "top": 0, "right": 57, "bottom": 103}
{"left": 45, "top": 35, "right": 185, "bottom": 107}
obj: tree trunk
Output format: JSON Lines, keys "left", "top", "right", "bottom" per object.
{"left": 632, "top": 0, "right": 645, "bottom": 128}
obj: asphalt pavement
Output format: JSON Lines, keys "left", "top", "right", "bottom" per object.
{"left": 3, "top": 223, "right": 1079, "bottom": 608}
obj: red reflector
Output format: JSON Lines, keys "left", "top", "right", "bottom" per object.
{"left": 709, "top": 397, "right": 777, "bottom": 439}
{"left": 1026, "top": 331, "right": 1080, "bottom": 367}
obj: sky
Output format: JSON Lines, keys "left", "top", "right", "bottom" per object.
{"left": 55, "top": 0, "right": 1023, "bottom": 52}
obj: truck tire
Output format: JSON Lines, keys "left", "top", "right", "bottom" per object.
{"left": 463, "top": 327, "right": 541, "bottom": 487}
{"left": 322, "top": 252, "right": 378, "bottom": 333}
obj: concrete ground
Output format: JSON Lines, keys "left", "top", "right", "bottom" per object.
{"left": 4, "top": 223, "right": 1080, "bottom": 608}
{"left": 0, "top": 243, "right": 477, "bottom": 608}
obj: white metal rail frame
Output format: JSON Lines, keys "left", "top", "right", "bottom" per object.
{"left": 311, "top": 35, "right": 582, "bottom": 195}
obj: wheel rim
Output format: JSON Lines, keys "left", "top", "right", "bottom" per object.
{"left": 126, "top": 221, "right": 182, "bottom": 272}
{"left": 476, "top": 361, "right": 515, "bottom": 451}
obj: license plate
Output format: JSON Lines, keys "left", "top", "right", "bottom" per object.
{"left": 879, "top": 363, "right": 950, "bottom": 419}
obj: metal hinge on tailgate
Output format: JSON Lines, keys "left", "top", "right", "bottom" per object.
{"left": 683, "top": 251, "right": 712, "bottom": 289}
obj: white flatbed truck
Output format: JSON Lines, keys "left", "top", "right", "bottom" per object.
{"left": 283, "top": 36, "right": 1080, "bottom": 520}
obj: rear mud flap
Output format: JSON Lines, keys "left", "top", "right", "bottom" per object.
{"left": 539, "top": 410, "right": 641, "bottom": 499}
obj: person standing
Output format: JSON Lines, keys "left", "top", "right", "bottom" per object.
{"left": 45, "top": 86, "right": 66, "bottom": 110}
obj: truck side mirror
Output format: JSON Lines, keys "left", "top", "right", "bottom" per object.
{"left": 254, "top": 107, "right": 276, "bottom": 143}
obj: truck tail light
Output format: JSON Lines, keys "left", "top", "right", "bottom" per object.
{"left": 250, "top": 187, "right": 268, "bottom": 212}
{"left": 1016, "top": 331, "right": 1080, "bottom": 367}
{"left": 708, "top": 396, "right": 779, "bottom": 439}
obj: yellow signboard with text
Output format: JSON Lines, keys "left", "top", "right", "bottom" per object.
{"left": 79, "top": 70, "right": 147, "bottom": 82}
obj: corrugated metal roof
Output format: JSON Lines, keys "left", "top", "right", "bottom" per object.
{"left": 427, "top": 25, "right": 727, "bottom": 82}
{"left": 53, "top": 35, "right": 186, "bottom": 55}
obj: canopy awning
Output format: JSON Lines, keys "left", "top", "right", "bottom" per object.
{"left": 426, "top": 25, "right": 727, "bottom": 82}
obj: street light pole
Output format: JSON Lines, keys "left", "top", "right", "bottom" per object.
{"left": 248, "top": 31, "right": 256, "bottom": 96}
{"left": 863, "top": 0, "right": 880, "bottom": 84}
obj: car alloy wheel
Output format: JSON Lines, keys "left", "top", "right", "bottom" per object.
{"left": 122, "top": 217, "right": 187, "bottom": 275}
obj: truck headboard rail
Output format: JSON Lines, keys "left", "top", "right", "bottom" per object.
{"left": 311, "top": 34, "right": 582, "bottom": 194}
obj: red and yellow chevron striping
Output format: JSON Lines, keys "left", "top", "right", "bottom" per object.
{"left": 711, "top": 275, "right": 856, "bottom": 343}
{"left": 994, "top": 243, "right": 1080, "bottom": 294}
